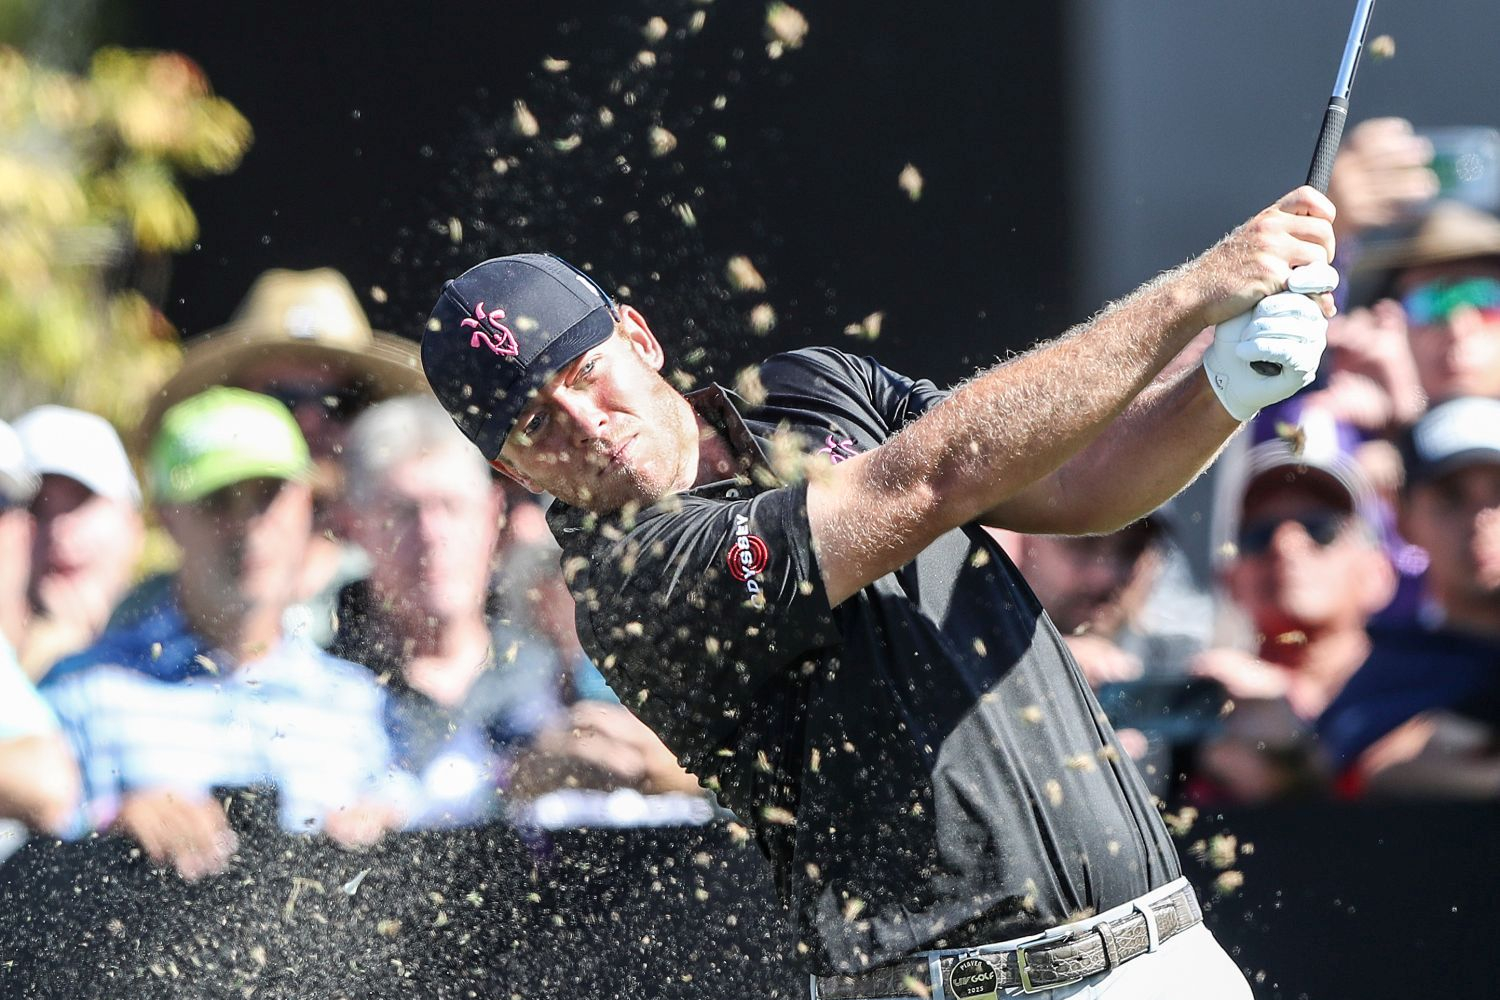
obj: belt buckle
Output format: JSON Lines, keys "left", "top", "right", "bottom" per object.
{"left": 1014, "top": 941, "right": 1084, "bottom": 994}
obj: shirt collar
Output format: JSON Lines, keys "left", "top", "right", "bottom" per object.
{"left": 135, "top": 594, "right": 306, "bottom": 682}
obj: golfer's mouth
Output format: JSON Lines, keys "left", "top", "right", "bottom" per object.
{"left": 594, "top": 437, "right": 635, "bottom": 474}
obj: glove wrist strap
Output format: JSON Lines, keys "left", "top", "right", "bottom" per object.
{"left": 1203, "top": 363, "right": 1257, "bottom": 423}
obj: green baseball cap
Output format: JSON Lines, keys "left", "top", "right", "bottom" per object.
{"left": 149, "top": 387, "right": 312, "bottom": 504}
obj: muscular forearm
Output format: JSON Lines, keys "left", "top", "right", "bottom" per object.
{"left": 808, "top": 187, "right": 1335, "bottom": 606}
{"left": 867, "top": 266, "right": 1209, "bottom": 531}
{"left": 987, "top": 353, "right": 1240, "bottom": 534}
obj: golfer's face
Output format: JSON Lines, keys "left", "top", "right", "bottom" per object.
{"left": 498, "top": 326, "right": 690, "bottom": 513}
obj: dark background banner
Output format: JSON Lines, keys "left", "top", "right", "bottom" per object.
{"left": 2, "top": 801, "right": 1497, "bottom": 999}
{"left": 123, "top": 0, "right": 1071, "bottom": 393}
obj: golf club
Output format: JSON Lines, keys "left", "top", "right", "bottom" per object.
{"left": 1251, "top": 0, "right": 1377, "bottom": 376}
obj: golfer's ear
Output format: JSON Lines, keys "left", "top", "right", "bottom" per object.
{"left": 618, "top": 304, "right": 664, "bottom": 371}
{"left": 489, "top": 456, "right": 541, "bottom": 494}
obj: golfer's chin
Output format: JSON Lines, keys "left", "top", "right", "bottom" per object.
{"left": 563, "top": 468, "right": 675, "bottom": 516}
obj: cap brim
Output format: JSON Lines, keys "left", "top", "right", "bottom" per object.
{"left": 1404, "top": 447, "right": 1500, "bottom": 490}
{"left": 138, "top": 328, "right": 427, "bottom": 452}
{"left": 158, "top": 456, "right": 313, "bottom": 505}
{"left": 0, "top": 468, "right": 38, "bottom": 504}
{"left": 1242, "top": 462, "right": 1358, "bottom": 512}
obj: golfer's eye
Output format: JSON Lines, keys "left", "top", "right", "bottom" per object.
{"left": 522, "top": 411, "right": 547, "bottom": 438}
{"left": 577, "top": 358, "right": 598, "bottom": 380}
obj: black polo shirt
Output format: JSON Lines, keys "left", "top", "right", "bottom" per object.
{"left": 547, "top": 347, "right": 1180, "bottom": 975}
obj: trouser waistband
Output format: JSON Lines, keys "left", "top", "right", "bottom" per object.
{"left": 812, "top": 879, "right": 1202, "bottom": 999}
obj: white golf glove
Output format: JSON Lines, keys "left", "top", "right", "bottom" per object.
{"left": 1203, "top": 262, "right": 1340, "bottom": 422}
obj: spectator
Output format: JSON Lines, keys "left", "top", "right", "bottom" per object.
{"left": 1315, "top": 198, "right": 1500, "bottom": 426}
{"left": 42, "top": 389, "right": 414, "bottom": 877}
{"left": 1382, "top": 202, "right": 1500, "bottom": 407}
{"left": 1017, "top": 514, "right": 1211, "bottom": 796}
{"left": 495, "top": 535, "right": 703, "bottom": 806}
{"left": 0, "top": 419, "right": 79, "bottom": 837}
{"left": 1194, "top": 431, "right": 1394, "bottom": 803}
{"left": 120, "top": 268, "right": 427, "bottom": 646}
{"left": 493, "top": 535, "right": 622, "bottom": 704}
{"left": 1319, "top": 397, "right": 1500, "bottom": 797}
{"left": 334, "top": 396, "right": 695, "bottom": 825}
{"left": 1017, "top": 512, "right": 1195, "bottom": 687}
{"left": 1320, "top": 199, "right": 1500, "bottom": 435}
{"left": 12, "top": 406, "right": 144, "bottom": 678}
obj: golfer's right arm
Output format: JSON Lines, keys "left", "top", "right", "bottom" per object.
{"left": 806, "top": 186, "right": 1337, "bottom": 607}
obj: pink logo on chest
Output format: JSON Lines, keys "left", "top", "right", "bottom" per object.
{"left": 460, "top": 302, "right": 520, "bottom": 357}
{"left": 817, "top": 433, "right": 859, "bottom": 464}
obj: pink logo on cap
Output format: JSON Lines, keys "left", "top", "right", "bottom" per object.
{"left": 460, "top": 302, "right": 520, "bottom": 357}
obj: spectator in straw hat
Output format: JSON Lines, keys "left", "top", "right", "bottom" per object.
{"left": 1360, "top": 200, "right": 1500, "bottom": 407}
{"left": 1331, "top": 200, "right": 1500, "bottom": 427}
{"left": 13, "top": 406, "right": 145, "bottom": 678}
{"left": 120, "top": 269, "right": 427, "bottom": 646}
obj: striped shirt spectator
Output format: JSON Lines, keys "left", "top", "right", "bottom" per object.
{"left": 42, "top": 601, "right": 417, "bottom": 837}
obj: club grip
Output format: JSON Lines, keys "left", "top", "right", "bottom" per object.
{"left": 1254, "top": 98, "right": 1352, "bottom": 378}
{"left": 1305, "top": 97, "right": 1349, "bottom": 193}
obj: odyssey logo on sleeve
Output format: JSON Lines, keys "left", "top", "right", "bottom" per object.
{"left": 727, "top": 512, "right": 769, "bottom": 596}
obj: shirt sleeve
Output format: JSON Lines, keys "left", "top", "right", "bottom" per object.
{"left": 43, "top": 668, "right": 255, "bottom": 835}
{"left": 759, "top": 347, "right": 950, "bottom": 434}
{"left": 569, "top": 654, "right": 621, "bottom": 705}
{"left": 568, "top": 481, "right": 838, "bottom": 767}
{"left": 0, "top": 648, "right": 58, "bottom": 740}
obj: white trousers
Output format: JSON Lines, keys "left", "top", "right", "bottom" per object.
{"left": 1023, "top": 924, "right": 1252, "bottom": 1000}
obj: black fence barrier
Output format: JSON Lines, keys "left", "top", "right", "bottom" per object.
{"left": 1, "top": 797, "right": 1496, "bottom": 999}
{"left": 1186, "top": 801, "right": 1500, "bottom": 999}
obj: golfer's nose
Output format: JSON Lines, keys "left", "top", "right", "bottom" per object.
{"left": 556, "top": 390, "right": 608, "bottom": 445}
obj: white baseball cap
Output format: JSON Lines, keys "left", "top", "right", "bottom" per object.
{"left": 14, "top": 406, "right": 142, "bottom": 507}
{"left": 1400, "top": 397, "right": 1500, "bottom": 489}
{"left": 0, "top": 419, "right": 39, "bottom": 506}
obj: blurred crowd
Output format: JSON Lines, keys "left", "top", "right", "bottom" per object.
{"left": 0, "top": 266, "right": 698, "bottom": 877}
{"left": 1012, "top": 118, "right": 1500, "bottom": 806}
{"left": 3, "top": 117, "right": 1500, "bottom": 881}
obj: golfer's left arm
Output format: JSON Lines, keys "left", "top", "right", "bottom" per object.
{"left": 985, "top": 271, "right": 1338, "bottom": 535}
{"left": 981, "top": 354, "right": 1238, "bottom": 535}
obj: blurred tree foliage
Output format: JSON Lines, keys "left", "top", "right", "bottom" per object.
{"left": 0, "top": 45, "right": 251, "bottom": 426}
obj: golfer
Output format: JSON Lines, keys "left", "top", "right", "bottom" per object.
{"left": 421, "top": 186, "right": 1338, "bottom": 998}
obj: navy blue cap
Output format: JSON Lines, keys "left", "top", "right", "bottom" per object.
{"left": 422, "top": 253, "right": 619, "bottom": 459}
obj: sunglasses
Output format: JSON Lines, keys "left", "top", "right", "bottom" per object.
{"left": 255, "top": 382, "right": 369, "bottom": 419}
{"left": 1400, "top": 276, "right": 1500, "bottom": 326}
{"left": 1236, "top": 511, "right": 1347, "bottom": 557}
